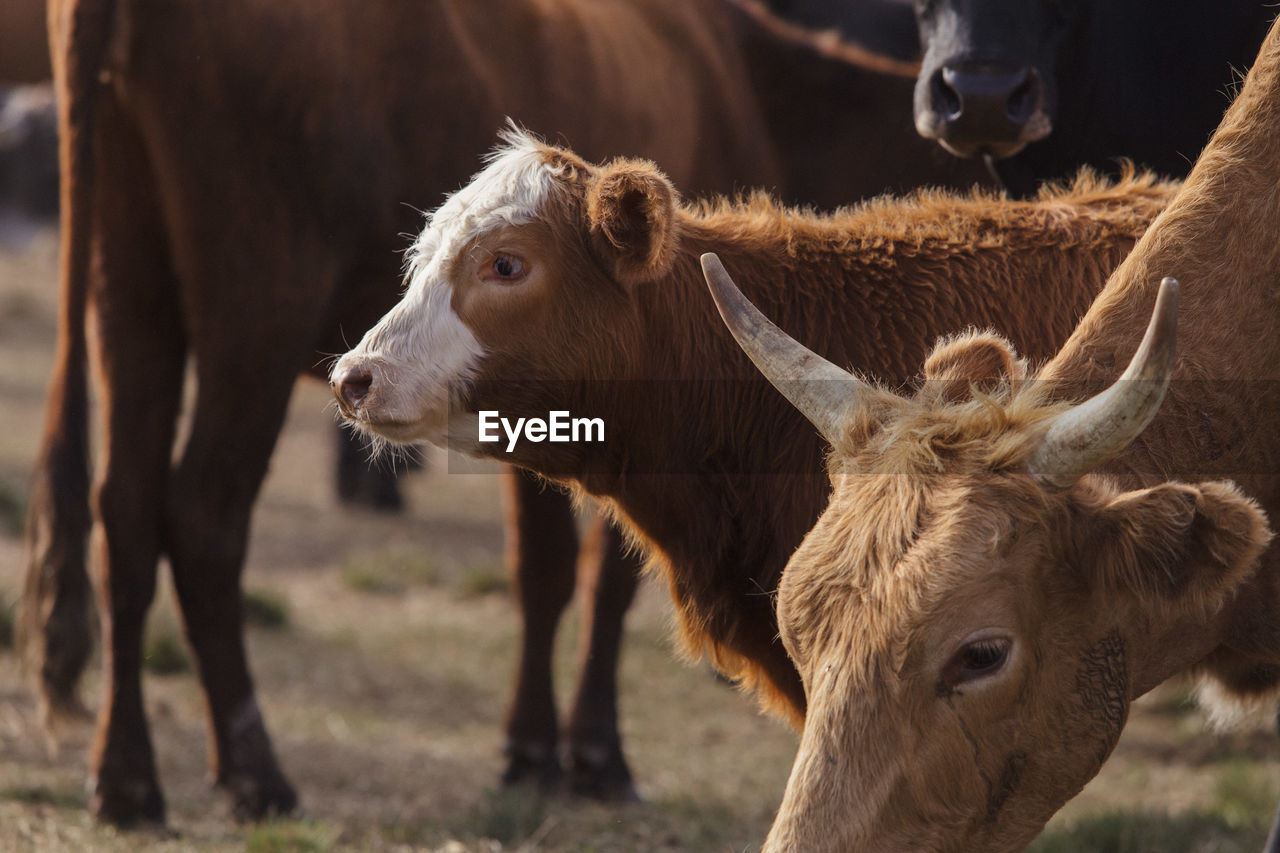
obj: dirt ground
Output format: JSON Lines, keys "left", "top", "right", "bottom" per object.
{"left": 1, "top": 225, "right": 1278, "bottom": 852}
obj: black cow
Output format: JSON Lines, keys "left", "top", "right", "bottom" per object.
{"left": 908, "top": 0, "right": 1275, "bottom": 196}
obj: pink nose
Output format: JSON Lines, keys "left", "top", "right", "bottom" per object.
{"left": 332, "top": 365, "right": 373, "bottom": 413}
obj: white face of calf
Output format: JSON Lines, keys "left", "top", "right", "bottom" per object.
{"left": 332, "top": 129, "right": 681, "bottom": 459}
{"left": 330, "top": 131, "right": 566, "bottom": 448}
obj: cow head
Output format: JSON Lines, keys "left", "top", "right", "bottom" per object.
{"left": 330, "top": 129, "right": 680, "bottom": 463}
{"left": 911, "top": 0, "right": 1076, "bottom": 159}
{"left": 701, "top": 255, "right": 1271, "bottom": 851}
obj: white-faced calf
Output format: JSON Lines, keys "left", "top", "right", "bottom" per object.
{"left": 333, "top": 130, "right": 1174, "bottom": 734}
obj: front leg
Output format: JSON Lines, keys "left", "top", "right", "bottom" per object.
{"left": 501, "top": 468, "right": 579, "bottom": 790}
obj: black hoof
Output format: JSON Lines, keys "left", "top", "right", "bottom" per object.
{"left": 501, "top": 742, "right": 564, "bottom": 791}
{"left": 567, "top": 742, "right": 640, "bottom": 802}
{"left": 336, "top": 466, "right": 405, "bottom": 513}
{"left": 221, "top": 771, "right": 299, "bottom": 822}
{"left": 90, "top": 776, "right": 167, "bottom": 827}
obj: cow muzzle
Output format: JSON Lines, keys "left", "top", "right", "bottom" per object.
{"left": 916, "top": 64, "right": 1050, "bottom": 159}
{"left": 331, "top": 359, "right": 375, "bottom": 419}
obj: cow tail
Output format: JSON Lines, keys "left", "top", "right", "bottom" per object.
{"left": 19, "top": 0, "right": 119, "bottom": 729}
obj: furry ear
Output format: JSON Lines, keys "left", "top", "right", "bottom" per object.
{"left": 922, "top": 331, "right": 1026, "bottom": 403}
{"left": 586, "top": 159, "right": 679, "bottom": 285}
{"left": 1087, "top": 480, "right": 1271, "bottom": 615}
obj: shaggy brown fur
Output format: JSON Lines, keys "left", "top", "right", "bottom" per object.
{"left": 757, "top": 16, "right": 1280, "bottom": 853}
{"left": 27, "top": 0, "right": 989, "bottom": 825}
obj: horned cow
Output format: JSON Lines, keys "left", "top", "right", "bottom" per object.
{"left": 707, "top": 13, "right": 1280, "bottom": 852}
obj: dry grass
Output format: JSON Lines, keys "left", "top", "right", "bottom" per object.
{"left": 1, "top": 225, "right": 1277, "bottom": 851}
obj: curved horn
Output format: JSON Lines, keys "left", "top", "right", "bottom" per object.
{"left": 1029, "top": 277, "right": 1180, "bottom": 487}
{"left": 701, "top": 252, "right": 867, "bottom": 445}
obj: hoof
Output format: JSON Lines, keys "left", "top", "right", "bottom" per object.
{"left": 89, "top": 775, "right": 166, "bottom": 827}
{"left": 567, "top": 742, "right": 640, "bottom": 802}
{"left": 501, "top": 741, "right": 564, "bottom": 791}
{"left": 220, "top": 771, "right": 299, "bottom": 822}
{"left": 336, "top": 468, "right": 405, "bottom": 513}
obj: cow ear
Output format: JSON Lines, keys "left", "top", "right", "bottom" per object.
{"left": 1087, "top": 481, "right": 1270, "bottom": 614}
{"left": 587, "top": 159, "right": 679, "bottom": 286}
{"left": 922, "top": 331, "right": 1026, "bottom": 403}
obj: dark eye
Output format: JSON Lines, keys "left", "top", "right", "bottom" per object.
{"left": 492, "top": 254, "right": 524, "bottom": 280}
{"left": 942, "top": 637, "right": 1011, "bottom": 688}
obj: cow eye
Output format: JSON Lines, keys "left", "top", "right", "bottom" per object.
{"left": 487, "top": 254, "right": 526, "bottom": 281}
{"left": 942, "top": 636, "right": 1011, "bottom": 688}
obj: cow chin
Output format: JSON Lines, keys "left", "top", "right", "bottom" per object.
{"left": 349, "top": 414, "right": 433, "bottom": 446}
{"left": 769, "top": 738, "right": 1114, "bottom": 853}
{"left": 940, "top": 138, "right": 1029, "bottom": 160}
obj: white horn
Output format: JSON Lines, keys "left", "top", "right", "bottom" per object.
{"left": 701, "top": 252, "right": 869, "bottom": 445}
{"left": 1029, "top": 277, "right": 1180, "bottom": 487}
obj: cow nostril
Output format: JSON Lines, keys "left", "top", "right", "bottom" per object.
{"left": 1005, "top": 70, "right": 1035, "bottom": 124}
{"left": 931, "top": 67, "right": 963, "bottom": 121}
{"left": 337, "top": 368, "right": 374, "bottom": 410}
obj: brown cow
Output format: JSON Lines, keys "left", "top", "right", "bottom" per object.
{"left": 331, "top": 133, "right": 1172, "bottom": 746}
{"left": 703, "top": 15, "right": 1280, "bottom": 852}
{"left": 26, "top": 0, "right": 988, "bottom": 825}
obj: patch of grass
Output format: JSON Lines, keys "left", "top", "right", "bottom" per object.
{"left": 1031, "top": 809, "right": 1268, "bottom": 853}
{"left": 243, "top": 587, "right": 290, "bottom": 630}
{"left": 340, "top": 550, "right": 441, "bottom": 595}
{"left": 143, "top": 627, "right": 190, "bottom": 676}
{"left": 458, "top": 561, "right": 508, "bottom": 598}
{"left": 1213, "top": 758, "right": 1279, "bottom": 828}
{"left": 0, "top": 479, "right": 24, "bottom": 536}
{"left": 0, "top": 784, "right": 82, "bottom": 809}
{"left": 468, "top": 788, "right": 548, "bottom": 846}
{"left": 245, "top": 819, "right": 340, "bottom": 853}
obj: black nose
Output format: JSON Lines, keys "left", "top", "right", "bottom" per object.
{"left": 332, "top": 366, "right": 373, "bottom": 412}
{"left": 926, "top": 65, "right": 1046, "bottom": 157}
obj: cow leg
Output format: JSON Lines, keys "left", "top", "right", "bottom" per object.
{"left": 334, "top": 423, "right": 404, "bottom": 512}
{"left": 88, "top": 347, "right": 184, "bottom": 826}
{"left": 163, "top": 367, "right": 299, "bottom": 821}
{"left": 70, "top": 99, "right": 189, "bottom": 825}
{"left": 501, "top": 467, "right": 579, "bottom": 789}
{"left": 82, "top": 113, "right": 187, "bottom": 824}
{"left": 565, "top": 516, "right": 642, "bottom": 801}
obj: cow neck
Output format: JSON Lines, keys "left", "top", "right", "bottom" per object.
{"left": 580, "top": 182, "right": 1152, "bottom": 591}
{"left": 1040, "top": 22, "right": 1280, "bottom": 483}
{"left": 573, "top": 226, "right": 835, "bottom": 589}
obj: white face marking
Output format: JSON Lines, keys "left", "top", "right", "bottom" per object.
{"left": 332, "top": 127, "right": 564, "bottom": 448}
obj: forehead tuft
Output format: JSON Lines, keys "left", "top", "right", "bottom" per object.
{"left": 405, "top": 128, "right": 576, "bottom": 279}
